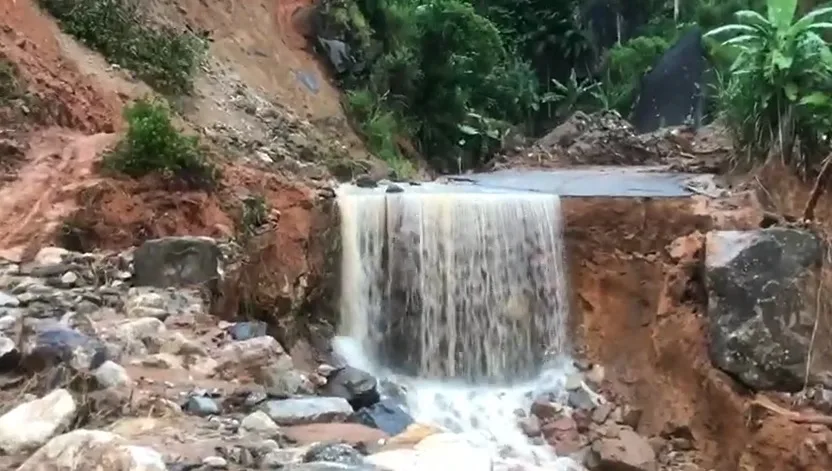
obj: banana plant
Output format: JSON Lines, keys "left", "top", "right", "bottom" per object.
{"left": 705, "top": 0, "right": 832, "bottom": 164}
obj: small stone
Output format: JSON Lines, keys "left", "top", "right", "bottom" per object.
{"left": 530, "top": 397, "right": 563, "bottom": 420}
{"left": 184, "top": 396, "right": 220, "bottom": 416}
{"left": 592, "top": 402, "right": 615, "bottom": 423}
{"left": 240, "top": 411, "right": 281, "bottom": 436}
{"left": 568, "top": 387, "right": 598, "bottom": 411}
{"left": 202, "top": 456, "right": 228, "bottom": 468}
{"left": 317, "top": 364, "right": 337, "bottom": 377}
{"left": 586, "top": 364, "right": 605, "bottom": 387}
{"left": 60, "top": 272, "right": 78, "bottom": 286}
{"left": 518, "top": 416, "right": 541, "bottom": 437}
{"left": 0, "top": 291, "right": 19, "bottom": 307}
{"left": 94, "top": 361, "right": 132, "bottom": 388}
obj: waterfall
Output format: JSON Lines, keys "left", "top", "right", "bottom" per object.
{"left": 336, "top": 183, "right": 576, "bottom": 469}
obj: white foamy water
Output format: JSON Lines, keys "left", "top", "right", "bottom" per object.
{"left": 336, "top": 182, "right": 578, "bottom": 469}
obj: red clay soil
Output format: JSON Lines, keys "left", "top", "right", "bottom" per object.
{"left": 565, "top": 190, "right": 832, "bottom": 470}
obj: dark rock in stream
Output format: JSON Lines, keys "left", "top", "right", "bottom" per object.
{"left": 706, "top": 228, "right": 824, "bottom": 391}
{"left": 302, "top": 442, "right": 365, "bottom": 465}
{"left": 354, "top": 398, "right": 414, "bottom": 436}
{"left": 321, "top": 366, "right": 380, "bottom": 411}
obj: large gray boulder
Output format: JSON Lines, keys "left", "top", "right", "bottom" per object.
{"left": 705, "top": 228, "right": 823, "bottom": 391}
{"left": 132, "top": 237, "right": 221, "bottom": 289}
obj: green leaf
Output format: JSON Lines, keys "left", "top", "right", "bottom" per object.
{"left": 792, "top": 6, "right": 832, "bottom": 32}
{"left": 704, "top": 24, "right": 758, "bottom": 38}
{"left": 799, "top": 92, "right": 830, "bottom": 106}
{"left": 767, "top": 0, "right": 798, "bottom": 30}
{"left": 736, "top": 10, "right": 771, "bottom": 27}
{"left": 457, "top": 124, "right": 479, "bottom": 135}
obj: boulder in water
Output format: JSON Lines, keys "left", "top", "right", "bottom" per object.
{"left": 706, "top": 228, "right": 824, "bottom": 391}
{"left": 354, "top": 398, "right": 414, "bottom": 436}
{"left": 321, "top": 366, "right": 380, "bottom": 410}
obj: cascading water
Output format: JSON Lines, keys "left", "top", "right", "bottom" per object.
{"left": 335, "top": 182, "right": 579, "bottom": 470}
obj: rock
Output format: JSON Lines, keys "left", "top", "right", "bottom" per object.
{"left": 706, "top": 228, "right": 823, "bottom": 391}
{"left": 530, "top": 397, "right": 563, "bottom": 420}
{"left": 317, "top": 364, "right": 337, "bottom": 377}
{"left": 303, "top": 442, "right": 365, "bottom": 464}
{"left": 0, "top": 333, "right": 20, "bottom": 371}
{"left": 0, "top": 388, "right": 77, "bottom": 453}
{"left": 60, "top": 271, "right": 78, "bottom": 286}
{"left": 215, "top": 336, "right": 289, "bottom": 381}
{"left": 94, "top": 361, "right": 132, "bottom": 388}
{"left": 34, "top": 247, "right": 69, "bottom": 266}
{"left": 321, "top": 366, "right": 380, "bottom": 410}
{"left": 518, "top": 415, "right": 542, "bottom": 437}
{"left": 240, "top": 411, "right": 281, "bottom": 436}
{"left": 16, "top": 429, "right": 166, "bottom": 471}
{"left": 0, "top": 291, "right": 19, "bottom": 307}
{"left": 262, "top": 364, "right": 313, "bottom": 397}
{"left": 282, "top": 464, "right": 379, "bottom": 470}
{"left": 586, "top": 364, "right": 605, "bottom": 387}
{"left": 386, "top": 184, "right": 404, "bottom": 194}
{"left": 355, "top": 176, "right": 377, "bottom": 188}
{"left": 184, "top": 396, "right": 221, "bottom": 416}
{"left": 590, "top": 428, "right": 657, "bottom": 471}
{"left": 132, "top": 236, "right": 221, "bottom": 289}
{"left": 592, "top": 403, "right": 615, "bottom": 424}
{"left": 202, "top": 456, "right": 229, "bottom": 468}
{"left": 367, "top": 433, "right": 493, "bottom": 470}
{"left": 259, "top": 397, "right": 353, "bottom": 425}
{"left": 113, "top": 317, "right": 168, "bottom": 357}
{"left": 227, "top": 321, "right": 268, "bottom": 341}
{"left": 354, "top": 398, "right": 414, "bottom": 436}
{"left": 619, "top": 405, "right": 644, "bottom": 430}
{"left": 23, "top": 327, "right": 107, "bottom": 373}
{"left": 568, "top": 386, "right": 598, "bottom": 411}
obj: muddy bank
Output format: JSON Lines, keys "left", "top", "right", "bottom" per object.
{"left": 563, "top": 189, "right": 832, "bottom": 470}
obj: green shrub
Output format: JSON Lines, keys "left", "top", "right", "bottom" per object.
{"left": 38, "top": 0, "right": 205, "bottom": 95}
{"left": 346, "top": 88, "right": 415, "bottom": 179}
{"left": 706, "top": 0, "right": 832, "bottom": 171}
{"left": 0, "top": 59, "right": 22, "bottom": 102}
{"left": 104, "top": 99, "right": 217, "bottom": 187}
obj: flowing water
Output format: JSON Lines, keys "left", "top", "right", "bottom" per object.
{"left": 336, "top": 182, "right": 578, "bottom": 469}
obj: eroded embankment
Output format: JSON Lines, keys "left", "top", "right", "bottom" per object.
{"left": 560, "top": 193, "right": 832, "bottom": 470}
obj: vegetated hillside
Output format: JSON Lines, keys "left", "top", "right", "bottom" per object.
{"left": 319, "top": 0, "right": 832, "bottom": 177}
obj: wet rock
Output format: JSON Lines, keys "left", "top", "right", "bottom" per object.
{"left": 0, "top": 388, "right": 77, "bottom": 453}
{"left": 518, "top": 415, "right": 542, "bottom": 438}
{"left": 227, "top": 320, "right": 268, "bottom": 340}
{"left": 706, "top": 228, "right": 823, "bottom": 391}
{"left": 22, "top": 327, "right": 107, "bottom": 373}
{"left": 355, "top": 176, "right": 377, "bottom": 188}
{"left": 0, "top": 334, "right": 19, "bottom": 371}
{"left": 321, "top": 366, "right": 380, "bottom": 410}
{"left": 590, "top": 428, "right": 657, "bottom": 471}
{"left": 386, "top": 184, "right": 404, "bottom": 194}
{"left": 94, "top": 360, "right": 132, "bottom": 388}
{"left": 16, "top": 429, "right": 166, "bottom": 471}
{"left": 568, "top": 386, "right": 598, "bottom": 411}
{"left": 303, "top": 442, "right": 365, "bottom": 464}
{"left": 354, "top": 398, "right": 414, "bottom": 436}
{"left": 133, "top": 236, "right": 221, "bottom": 289}
{"left": 258, "top": 397, "right": 353, "bottom": 425}
{"left": 185, "top": 396, "right": 221, "bottom": 416}
{"left": 530, "top": 397, "right": 563, "bottom": 420}
{"left": 240, "top": 410, "right": 281, "bottom": 436}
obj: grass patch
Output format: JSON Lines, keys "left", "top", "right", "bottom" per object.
{"left": 103, "top": 98, "right": 217, "bottom": 188}
{"left": 0, "top": 58, "right": 26, "bottom": 104}
{"left": 38, "top": 0, "right": 206, "bottom": 95}
{"left": 345, "top": 88, "right": 416, "bottom": 179}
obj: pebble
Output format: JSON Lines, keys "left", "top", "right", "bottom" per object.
{"left": 202, "top": 456, "right": 228, "bottom": 468}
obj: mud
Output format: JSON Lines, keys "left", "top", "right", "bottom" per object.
{"left": 564, "top": 188, "right": 832, "bottom": 470}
